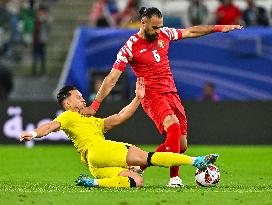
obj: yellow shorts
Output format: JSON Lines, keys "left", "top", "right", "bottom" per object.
{"left": 87, "top": 140, "right": 132, "bottom": 179}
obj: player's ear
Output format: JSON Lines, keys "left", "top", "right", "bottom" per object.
{"left": 63, "top": 99, "right": 71, "bottom": 108}
{"left": 141, "top": 17, "right": 147, "bottom": 26}
{"left": 141, "top": 19, "right": 145, "bottom": 26}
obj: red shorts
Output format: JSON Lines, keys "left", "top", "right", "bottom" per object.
{"left": 141, "top": 92, "right": 187, "bottom": 135}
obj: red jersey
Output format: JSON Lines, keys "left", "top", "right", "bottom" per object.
{"left": 113, "top": 27, "right": 183, "bottom": 94}
{"left": 216, "top": 5, "right": 241, "bottom": 25}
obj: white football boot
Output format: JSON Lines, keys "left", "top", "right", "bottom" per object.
{"left": 167, "top": 176, "right": 184, "bottom": 188}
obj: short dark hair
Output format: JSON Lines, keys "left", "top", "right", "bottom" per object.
{"left": 57, "top": 85, "right": 77, "bottom": 107}
{"left": 139, "top": 7, "right": 162, "bottom": 19}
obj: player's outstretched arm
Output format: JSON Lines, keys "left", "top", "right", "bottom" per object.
{"left": 80, "top": 68, "right": 122, "bottom": 116}
{"left": 181, "top": 25, "right": 243, "bottom": 39}
{"left": 19, "top": 121, "right": 61, "bottom": 141}
{"left": 104, "top": 77, "right": 145, "bottom": 132}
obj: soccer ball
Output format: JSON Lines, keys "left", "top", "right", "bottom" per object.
{"left": 195, "top": 164, "right": 220, "bottom": 187}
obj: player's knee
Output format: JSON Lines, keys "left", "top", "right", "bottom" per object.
{"left": 127, "top": 146, "right": 148, "bottom": 166}
{"left": 134, "top": 176, "right": 144, "bottom": 187}
{"left": 134, "top": 154, "right": 148, "bottom": 165}
{"left": 163, "top": 115, "right": 180, "bottom": 130}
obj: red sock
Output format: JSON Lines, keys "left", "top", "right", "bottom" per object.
{"left": 165, "top": 123, "right": 181, "bottom": 178}
{"left": 165, "top": 123, "right": 181, "bottom": 153}
{"left": 170, "top": 166, "right": 180, "bottom": 178}
{"left": 155, "top": 143, "right": 166, "bottom": 152}
{"left": 140, "top": 123, "right": 181, "bottom": 175}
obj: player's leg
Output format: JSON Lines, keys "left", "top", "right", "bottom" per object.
{"left": 118, "top": 170, "right": 144, "bottom": 187}
{"left": 166, "top": 109, "right": 188, "bottom": 186}
{"left": 77, "top": 140, "right": 143, "bottom": 188}
{"left": 166, "top": 93, "right": 188, "bottom": 187}
{"left": 126, "top": 146, "right": 219, "bottom": 170}
{"left": 95, "top": 167, "right": 144, "bottom": 188}
{"left": 141, "top": 94, "right": 181, "bottom": 154}
{"left": 140, "top": 93, "right": 182, "bottom": 180}
{"left": 180, "top": 135, "right": 187, "bottom": 153}
{"left": 162, "top": 114, "right": 183, "bottom": 186}
{"left": 172, "top": 93, "right": 188, "bottom": 154}
{"left": 77, "top": 142, "right": 218, "bottom": 188}
{"left": 76, "top": 167, "right": 143, "bottom": 188}
{"left": 162, "top": 114, "right": 181, "bottom": 154}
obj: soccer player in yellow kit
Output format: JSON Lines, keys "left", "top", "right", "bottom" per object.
{"left": 20, "top": 78, "right": 218, "bottom": 188}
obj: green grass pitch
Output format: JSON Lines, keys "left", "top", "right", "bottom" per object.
{"left": 0, "top": 144, "right": 271, "bottom": 205}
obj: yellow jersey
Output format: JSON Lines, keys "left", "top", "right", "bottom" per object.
{"left": 53, "top": 110, "right": 106, "bottom": 162}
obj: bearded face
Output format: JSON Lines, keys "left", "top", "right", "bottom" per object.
{"left": 142, "top": 16, "right": 163, "bottom": 41}
{"left": 144, "top": 29, "right": 159, "bottom": 41}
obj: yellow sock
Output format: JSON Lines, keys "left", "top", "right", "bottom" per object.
{"left": 150, "top": 152, "right": 193, "bottom": 167}
{"left": 98, "top": 176, "right": 133, "bottom": 188}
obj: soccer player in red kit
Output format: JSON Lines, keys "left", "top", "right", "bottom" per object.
{"left": 80, "top": 7, "right": 242, "bottom": 187}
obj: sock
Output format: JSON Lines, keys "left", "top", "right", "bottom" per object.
{"left": 140, "top": 143, "right": 166, "bottom": 171}
{"left": 165, "top": 123, "right": 181, "bottom": 153}
{"left": 140, "top": 123, "right": 182, "bottom": 173}
{"left": 98, "top": 176, "right": 135, "bottom": 188}
{"left": 155, "top": 143, "right": 166, "bottom": 152}
{"left": 165, "top": 123, "right": 181, "bottom": 178}
{"left": 149, "top": 152, "right": 193, "bottom": 167}
{"left": 170, "top": 166, "right": 179, "bottom": 178}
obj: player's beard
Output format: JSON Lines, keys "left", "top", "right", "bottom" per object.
{"left": 144, "top": 30, "right": 158, "bottom": 41}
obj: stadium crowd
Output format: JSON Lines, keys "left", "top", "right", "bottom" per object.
{"left": 0, "top": 0, "right": 54, "bottom": 100}
{"left": 89, "top": 0, "right": 271, "bottom": 28}
{"left": 1, "top": 0, "right": 272, "bottom": 101}
{"left": 0, "top": 0, "right": 52, "bottom": 73}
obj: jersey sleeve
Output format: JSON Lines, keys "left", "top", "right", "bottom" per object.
{"left": 53, "top": 111, "right": 72, "bottom": 130}
{"left": 161, "top": 27, "right": 183, "bottom": 41}
{"left": 113, "top": 36, "right": 136, "bottom": 71}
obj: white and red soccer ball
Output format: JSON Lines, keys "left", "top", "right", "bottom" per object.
{"left": 195, "top": 164, "right": 220, "bottom": 187}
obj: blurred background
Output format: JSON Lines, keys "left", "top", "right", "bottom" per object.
{"left": 0, "top": 0, "right": 271, "bottom": 146}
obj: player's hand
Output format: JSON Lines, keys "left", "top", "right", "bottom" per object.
{"left": 135, "top": 77, "right": 145, "bottom": 99}
{"left": 221, "top": 25, "right": 243, "bottom": 33}
{"left": 19, "top": 132, "right": 33, "bottom": 141}
{"left": 79, "top": 106, "right": 97, "bottom": 117}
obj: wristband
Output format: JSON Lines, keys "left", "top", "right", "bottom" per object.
{"left": 90, "top": 99, "right": 100, "bottom": 111}
{"left": 29, "top": 131, "right": 37, "bottom": 139}
{"left": 214, "top": 25, "right": 224, "bottom": 32}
